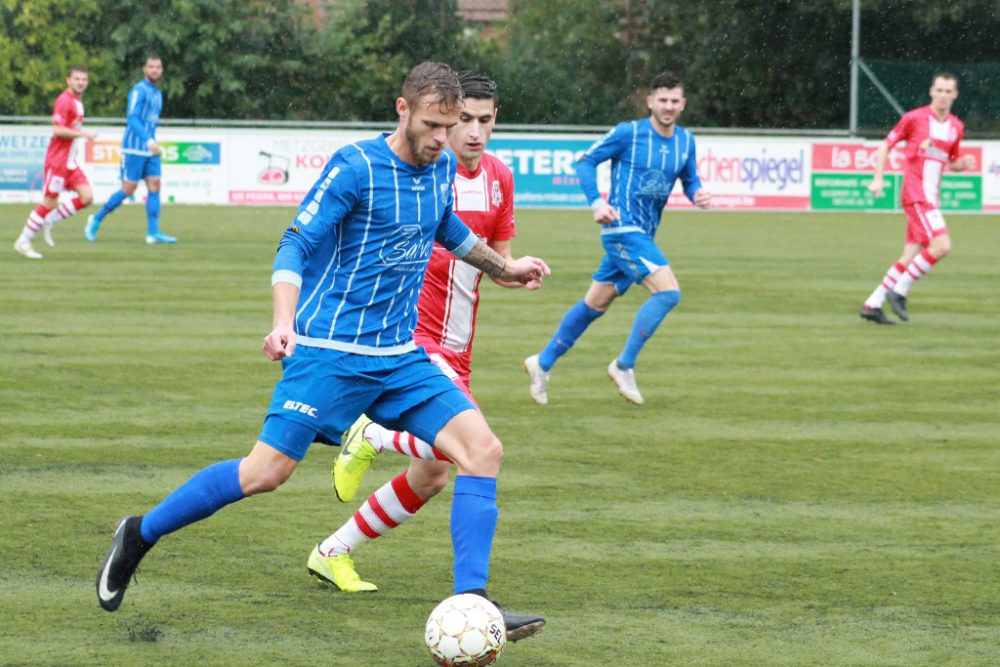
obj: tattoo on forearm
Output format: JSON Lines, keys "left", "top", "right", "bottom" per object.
{"left": 462, "top": 240, "right": 507, "bottom": 277}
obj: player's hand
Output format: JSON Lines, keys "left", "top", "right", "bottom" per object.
{"left": 84, "top": 130, "right": 98, "bottom": 141}
{"left": 148, "top": 141, "right": 162, "bottom": 156}
{"left": 262, "top": 323, "right": 296, "bottom": 361}
{"left": 867, "top": 175, "right": 885, "bottom": 197}
{"left": 593, "top": 203, "right": 620, "bottom": 225}
{"left": 693, "top": 189, "right": 712, "bottom": 209}
{"left": 952, "top": 154, "right": 976, "bottom": 171}
{"left": 502, "top": 256, "right": 551, "bottom": 286}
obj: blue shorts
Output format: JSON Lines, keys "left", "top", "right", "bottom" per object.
{"left": 121, "top": 154, "right": 162, "bottom": 182}
{"left": 592, "top": 231, "right": 669, "bottom": 295}
{"left": 258, "top": 345, "right": 475, "bottom": 461}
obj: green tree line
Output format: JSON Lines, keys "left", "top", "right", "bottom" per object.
{"left": 2, "top": 0, "right": 997, "bottom": 130}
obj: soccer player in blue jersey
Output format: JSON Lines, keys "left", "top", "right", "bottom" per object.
{"left": 524, "top": 72, "right": 710, "bottom": 405}
{"left": 96, "top": 62, "right": 548, "bottom": 635}
{"left": 86, "top": 54, "right": 176, "bottom": 244}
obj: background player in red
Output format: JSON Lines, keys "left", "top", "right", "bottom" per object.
{"left": 860, "top": 73, "right": 975, "bottom": 324}
{"left": 13, "top": 66, "right": 97, "bottom": 259}
{"left": 305, "top": 71, "right": 540, "bottom": 619}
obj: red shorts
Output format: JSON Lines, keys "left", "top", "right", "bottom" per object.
{"left": 42, "top": 165, "right": 89, "bottom": 199}
{"left": 903, "top": 202, "right": 948, "bottom": 246}
{"left": 416, "top": 337, "right": 476, "bottom": 407}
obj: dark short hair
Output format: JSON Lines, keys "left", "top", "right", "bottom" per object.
{"left": 68, "top": 65, "right": 88, "bottom": 76}
{"left": 145, "top": 53, "right": 162, "bottom": 65}
{"left": 650, "top": 71, "right": 683, "bottom": 92}
{"left": 402, "top": 61, "right": 462, "bottom": 110}
{"left": 458, "top": 70, "right": 499, "bottom": 107}
{"left": 932, "top": 72, "right": 958, "bottom": 87}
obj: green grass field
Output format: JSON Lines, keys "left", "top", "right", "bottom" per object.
{"left": 2, "top": 204, "right": 999, "bottom": 666}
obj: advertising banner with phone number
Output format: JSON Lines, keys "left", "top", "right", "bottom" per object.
{"left": 1, "top": 125, "right": 997, "bottom": 213}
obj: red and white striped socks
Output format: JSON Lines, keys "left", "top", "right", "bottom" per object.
{"left": 864, "top": 261, "right": 905, "bottom": 308}
{"left": 17, "top": 205, "right": 51, "bottom": 242}
{"left": 44, "top": 197, "right": 86, "bottom": 227}
{"left": 365, "top": 422, "right": 451, "bottom": 462}
{"left": 319, "top": 471, "right": 428, "bottom": 556}
{"left": 17, "top": 199, "right": 87, "bottom": 245}
{"left": 892, "top": 250, "right": 938, "bottom": 297}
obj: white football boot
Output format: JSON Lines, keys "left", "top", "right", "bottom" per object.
{"left": 523, "top": 354, "right": 550, "bottom": 405}
{"left": 607, "top": 359, "right": 644, "bottom": 405}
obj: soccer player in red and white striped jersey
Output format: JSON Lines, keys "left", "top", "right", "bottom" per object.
{"left": 860, "top": 73, "right": 974, "bottom": 324}
{"left": 308, "top": 71, "right": 537, "bottom": 596}
{"left": 13, "top": 66, "right": 97, "bottom": 259}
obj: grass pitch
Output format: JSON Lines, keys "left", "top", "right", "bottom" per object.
{"left": 2, "top": 204, "right": 999, "bottom": 666}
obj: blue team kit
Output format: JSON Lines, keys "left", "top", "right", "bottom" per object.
{"left": 262, "top": 134, "right": 481, "bottom": 459}
{"left": 576, "top": 118, "right": 702, "bottom": 290}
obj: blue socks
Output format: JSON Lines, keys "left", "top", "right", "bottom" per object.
{"left": 618, "top": 290, "right": 680, "bottom": 369}
{"left": 146, "top": 191, "right": 161, "bottom": 235}
{"left": 538, "top": 300, "right": 604, "bottom": 372}
{"left": 95, "top": 189, "right": 128, "bottom": 224}
{"left": 140, "top": 459, "right": 245, "bottom": 544}
{"left": 451, "top": 475, "right": 498, "bottom": 595}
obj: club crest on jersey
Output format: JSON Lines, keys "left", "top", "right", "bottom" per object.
{"left": 491, "top": 180, "right": 503, "bottom": 206}
{"left": 380, "top": 224, "right": 434, "bottom": 273}
{"left": 440, "top": 182, "right": 450, "bottom": 205}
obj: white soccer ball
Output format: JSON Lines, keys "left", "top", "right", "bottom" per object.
{"left": 424, "top": 593, "right": 506, "bottom": 666}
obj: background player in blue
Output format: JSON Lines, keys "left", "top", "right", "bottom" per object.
{"left": 524, "top": 72, "right": 711, "bottom": 406}
{"left": 95, "top": 62, "right": 548, "bottom": 635}
{"left": 86, "top": 54, "right": 177, "bottom": 244}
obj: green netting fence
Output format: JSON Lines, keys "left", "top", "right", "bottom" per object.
{"left": 858, "top": 58, "right": 999, "bottom": 136}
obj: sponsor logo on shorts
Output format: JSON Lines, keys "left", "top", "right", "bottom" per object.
{"left": 283, "top": 400, "right": 318, "bottom": 417}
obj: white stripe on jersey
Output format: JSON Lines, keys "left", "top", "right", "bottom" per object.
{"left": 624, "top": 121, "right": 637, "bottom": 220}
{"left": 296, "top": 336, "right": 416, "bottom": 356}
{"left": 440, "top": 260, "right": 481, "bottom": 352}
{"left": 922, "top": 159, "right": 943, "bottom": 206}
{"left": 324, "top": 144, "right": 375, "bottom": 339}
{"left": 673, "top": 132, "right": 680, "bottom": 175}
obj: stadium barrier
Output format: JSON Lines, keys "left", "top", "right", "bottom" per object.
{"left": 2, "top": 124, "right": 998, "bottom": 212}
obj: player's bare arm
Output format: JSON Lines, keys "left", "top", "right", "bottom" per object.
{"left": 950, "top": 154, "right": 975, "bottom": 171}
{"left": 52, "top": 125, "right": 97, "bottom": 141}
{"left": 868, "top": 141, "right": 891, "bottom": 196}
{"left": 263, "top": 281, "right": 299, "bottom": 361}
{"left": 462, "top": 238, "right": 550, "bottom": 285}
{"left": 52, "top": 126, "right": 97, "bottom": 141}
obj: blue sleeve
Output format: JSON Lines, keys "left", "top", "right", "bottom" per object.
{"left": 576, "top": 123, "right": 629, "bottom": 205}
{"left": 680, "top": 131, "right": 703, "bottom": 201}
{"left": 272, "top": 154, "right": 360, "bottom": 286}
{"left": 436, "top": 211, "right": 478, "bottom": 258}
{"left": 125, "top": 86, "right": 148, "bottom": 144}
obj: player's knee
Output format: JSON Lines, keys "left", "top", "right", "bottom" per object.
{"left": 469, "top": 433, "right": 504, "bottom": 469}
{"left": 79, "top": 193, "right": 94, "bottom": 207}
{"left": 931, "top": 237, "right": 951, "bottom": 258}
{"left": 121, "top": 182, "right": 137, "bottom": 196}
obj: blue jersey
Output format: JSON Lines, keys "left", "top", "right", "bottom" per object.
{"left": 577, "top": 118, "right": 702, "bottom": 237}
{"left": 122, "top": 79, "right": 162, "bottom": 156}
{"left": 272, "top": 135, "right": 478, "bottom": 356}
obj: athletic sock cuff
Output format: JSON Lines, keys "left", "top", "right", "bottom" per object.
{"left": 454, "top": 475, "right": 497, "bottom": 500}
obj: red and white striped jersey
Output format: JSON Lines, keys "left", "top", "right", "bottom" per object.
{"left": 885, "top": 105, "right": 964, "bottom": 207}
{"left": 415, "top": 152, "right": 515, "bottom": 368}
{"left": 46, "top": 89, "right": 85, "bottom": 170}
